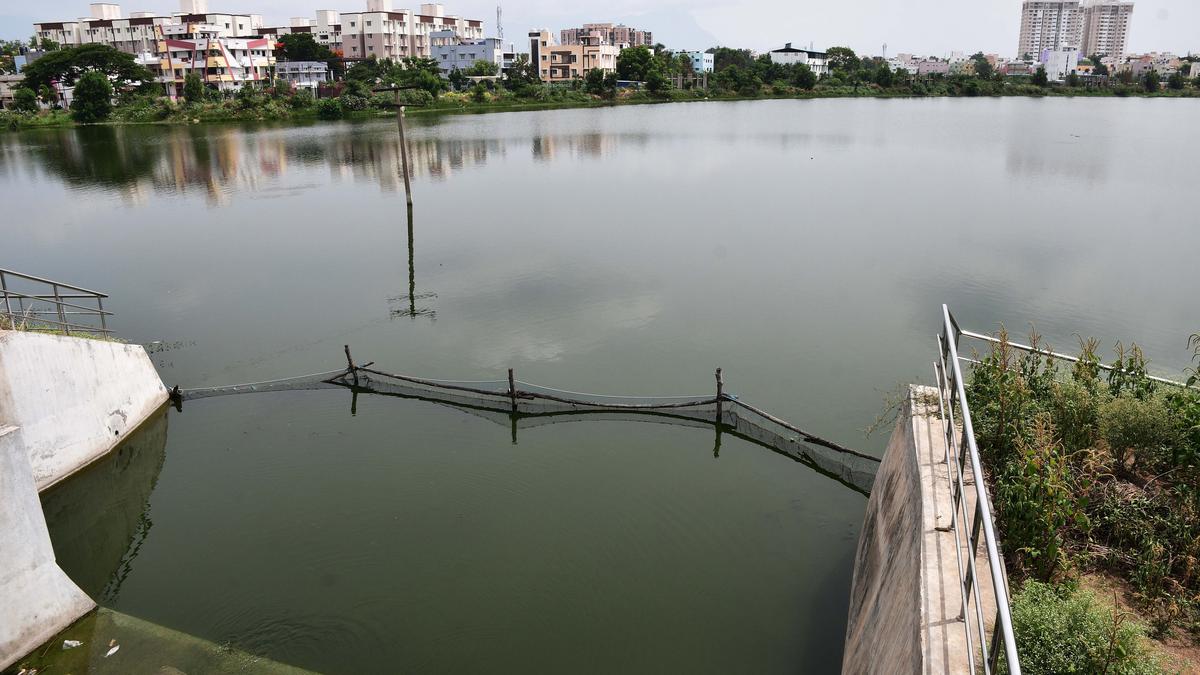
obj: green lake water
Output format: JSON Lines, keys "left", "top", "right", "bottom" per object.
{"left": 3, "top": 97, "right": 1197, "bottom": 673}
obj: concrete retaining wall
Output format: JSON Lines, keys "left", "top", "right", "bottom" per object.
{"left": 842, "top": 385, "right": 985, "bottom": 675}
{"left": 0, "top": 330, "right": 168, "bottom": 491}
{"left": 0, "top": 424, "right": 96, "bottom": 672}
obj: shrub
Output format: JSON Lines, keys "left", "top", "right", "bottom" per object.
{"left": 13, "top": 87, "right": 38, "bottom": 112}
{"left": 183, "top": 72, "right": 204, "bottom": 103}
{"left": 1007, "top": 581, "right": 1158, "bottom": 674}
{"left": 1099, "top": 396, "right": 1181, "bottom": 473}
{"left": 289, "top": 89, "right": 314, "bottom": 109}
{"left": 338, "top": 93, "right": 368, "bottom": 111}
{"left": 315, "top": 97, "right": 343, "bottom": 120}
{"left": 994, "top": 413, "right": 1081, "bottom": 580}
{"left": 70, "top": 71, "right": 113, "bottom": 123}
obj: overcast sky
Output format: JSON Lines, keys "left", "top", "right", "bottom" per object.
{"left": 4, "top": 0, "right": 1197, "bottom": 57}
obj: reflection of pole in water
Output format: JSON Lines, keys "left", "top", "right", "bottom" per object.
{"left": 408, "top": 207, "right": 416, "bottom": 317}
{"left": 388, "top": 206, "right": 436, "bottom": 319}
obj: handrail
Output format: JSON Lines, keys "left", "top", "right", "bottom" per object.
{"left": 960, "top": 328, "right": 1190, "bottom": 389}
{"left": 1, "top": 268, "right": 112, "bottom": 336}
{"left": 0, "top": 268, "right": 108, "bottom": 297}
{"left": 935, "top": 305, "right": 1022, "bottom": 674}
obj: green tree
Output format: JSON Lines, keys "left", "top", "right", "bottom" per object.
{"left": 1195, "top": 74, "right": 1200, "bottom": 89}
{"left": 21, "top": 43, "right": 152, "bottom": 92}
{"left": 707, "top": 47, "right": 753, "bottom": 73}
{"left": 1032, "top": 66, "right": 1048, "bottom": 87}
{"left": 616, "top": 46, "right": 656, "bottom": 81}
{"left": 70, "top": 71, "right": 113, "bottom": 122}
{"left": 873, "top": 64, "right": 894, "bottom": 87}
{"left": 826, "top": 46, "right": 860, "bottom": 73}
{"left": 447, "top": 67, "right": 466, "bottom": 90}
{"left": 1167, "top": 70, "right": 1185, "bottom": 90}
{"left": 713, "top": 64, "right": 761, "bottom": 96}
{"left": 277, "top": 33, "right": 334, "bottom": 62}
{"left": 1142, "top": 69, "right": 1160, "bottom": 92}
{"left": 1065, "top": 71, "right": 1081, "bottom": 87}
{"left": 464, "top": 60, "right": 498, "bottom": 76}
{"left": 645, "top": 67, "right": 669, "bottom": 93}
{"left": 12, "top": 87, "right": 38, "bottom": 112}
{"left": 1088, "top": 54, "right": 1109, "bottom": 76}
{"left": 793, "top": 63, "right": 817, "bottom": 90}
{"left": 970, "top": 52, "right": 994, "bottom": 79}
{"left": 504, "top": 54, "right": 539, "bottom": 91}
{"left": 183, "top": 72, "right": 204, "bottom": 103}
{"left": 583, "top": 67, "right": 607, "bottom": 95}
{"left": 1115, "top": 68, "right": 1134, "bottom": 84}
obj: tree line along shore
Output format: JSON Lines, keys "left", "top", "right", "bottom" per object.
{"left": 3, "top": 40, "right": 1199, "bottom": 132}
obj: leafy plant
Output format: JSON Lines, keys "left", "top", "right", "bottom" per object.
{"left": 1007, "top": 581, "right": 1159, "bottom": 674}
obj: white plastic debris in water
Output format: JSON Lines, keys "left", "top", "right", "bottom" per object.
{"left": 105, "top": 642, "right": 120, "bottom": 658}
{"left": 63, "top": 639, "right": 82, "bottom": 650}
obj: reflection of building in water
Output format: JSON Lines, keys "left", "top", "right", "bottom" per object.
{"left": 4, "top": 123, "right": 644, "bottom": 201}
{"left": 322, "top": 133, "right": 503, "bottom": 190}
{"left": 530, "top": 133, "right": 620, "bottom": 162}
{"left": 41, "top": 408, "right": 168, "bottom": 601}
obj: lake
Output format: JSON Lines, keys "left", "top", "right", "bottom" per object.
{"left": 4, "top": 97, "right": 1198, "bottom": 673}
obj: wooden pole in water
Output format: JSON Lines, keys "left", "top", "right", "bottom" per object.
{"left": 714, "top": 367, "right": 724, "bottom": 457}
{"left": 344, "top": 344, "right": 358, "bottom": 386}
{"left": 508, "top": 368, "right": 517, "bottom": 413}
{"left": 715, "top": 367, "right": 723, "bottom": 422}
{"left": 394, "top": 91, "right": 412, "bottom": 208}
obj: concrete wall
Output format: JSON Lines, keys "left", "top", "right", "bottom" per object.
{"left": 843, "top": 384, "right": 995, "bottom": 674}
{"left": 842, "top": 386, "right": 925, "bottom": 674}
{"left": 0, "top": 330, "right": 168, "bottom": 491}
{"left": 0, "top": 425, "right": 96, "bottom": 671}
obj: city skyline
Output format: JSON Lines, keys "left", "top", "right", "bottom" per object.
{"left": 5, "top": 0, "right": 1198, "bottom": 56}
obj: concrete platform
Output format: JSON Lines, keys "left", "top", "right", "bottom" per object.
{"left": 2, "top": 608, "right": 314, "bottom": 675}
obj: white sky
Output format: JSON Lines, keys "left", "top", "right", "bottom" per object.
{"left": 4, "top": 0, "right": 1197, "bottom": 58}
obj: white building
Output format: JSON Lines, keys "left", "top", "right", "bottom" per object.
{"left": 275, "top": 61, "right": 330, "bottom": 90}
{"left": 430, "top": 30, "right": 505, "bottom": 76}
{"left": 672, "top": 50, "right": 714, "bottom": 74}
{"left": 1080, "top": 0, "right": 1134, "bottom": 58}
{"left": 1018, "top": 1, "right": 1082, "bottom": 59}
{"left": 767, "top": 43, "right": 828, "bottom": 75}
{"left": 1040, "top": 48, "right": 1080, "bottom": 80}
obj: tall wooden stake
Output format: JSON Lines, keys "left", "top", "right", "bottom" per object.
{"left": 394, "top": 92, "right": 412, "bottom": 207}
{"left": 715, "top": 367, "right": 724, "bottom": 423}
{"left": 508, "top": 368, "right": 517, "bottom": 413}
{"left": 344, "top": 344, "right": 358, "bottom": 386}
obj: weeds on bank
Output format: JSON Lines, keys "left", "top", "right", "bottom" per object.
{"left": 966, "top": 325, "right": 1200, "bottom": 669}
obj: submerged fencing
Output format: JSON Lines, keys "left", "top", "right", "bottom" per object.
{"left": 179, "top": 348, "right": 881, "bottom": 495}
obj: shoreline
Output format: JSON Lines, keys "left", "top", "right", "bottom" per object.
{"left": 4, "top": 86, "right": 1198, "bottom": 132}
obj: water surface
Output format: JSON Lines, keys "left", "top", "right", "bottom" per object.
{"left": 5, "top": 98, "right": 1198, "bottom": 673}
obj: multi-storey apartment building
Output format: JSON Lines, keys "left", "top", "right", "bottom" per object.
{"left": 156, "top": 21, "right": 273, "bottom": 95}
{"left": 560, "top": 23, "right": 651, "bottom": 48}
{"left": 35, "top": 0, "right": 263, "bottom": 55}
{"left": 258, "top": 2, "right": 481, "bottom": 60}
{"left": 528, "top": 29, "right": 619, "bottom": 82}
{"left": 1080, "top": 0, "right": 1133, "bottom": 58}
{"left": 1017, "top": 1, "right": 1082, "bottom": 59}
{"left": 430, "top": 30, "right": 507, "bottom": 75}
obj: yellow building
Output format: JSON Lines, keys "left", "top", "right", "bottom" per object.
{"left": 527, "top": 29, "right": 619, "bottom": 83}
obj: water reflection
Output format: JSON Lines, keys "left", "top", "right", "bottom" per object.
{"left": 41, "top": 407, "right": 168, "bottom": 601}
{"left": 1, "top": 122, "right": 649, "bottom": 203}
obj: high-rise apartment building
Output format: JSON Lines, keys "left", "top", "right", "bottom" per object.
{"left": 559, "top": 23, "right": 651, "bottom": 48}
{"left": 1017, "top": 1, "right": 1082, "bottom": 59}
{"left": 1080, "top": 0, "right": 1133, "bottom": 58}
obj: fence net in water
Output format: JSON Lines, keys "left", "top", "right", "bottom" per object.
{"left": 180, "top": 363, "right": 880, "bottom": 495}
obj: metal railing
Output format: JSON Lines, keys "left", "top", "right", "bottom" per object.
{"left": 933, "top": 305, "right": 1021, "bottom": 675}
{"left": 0, "top": 268, "right": 113, "bottom": 336}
